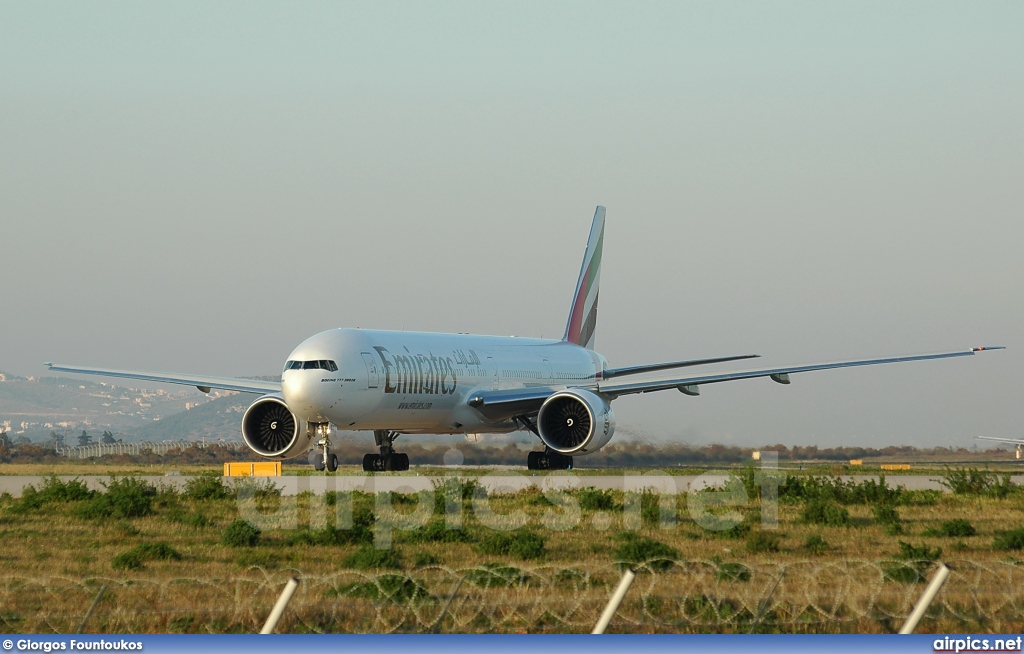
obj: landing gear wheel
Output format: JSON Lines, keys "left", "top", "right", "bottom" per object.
{"left": 527, "top": 451, "right": 543, "bottom": 470}
{"left": 310, "top": 450, "right": 326, "bottom": 471}
{"left": 365, "top": 430, "right": 410, "bottom": 472}
{"left": 527, "top": 450, "right": 573, "bottom": 470}
{"left": 394, "top": 453, "right": 410, "bottom": 471}
{"left": 326, "top": 453, "right": 339, "bottom": 472}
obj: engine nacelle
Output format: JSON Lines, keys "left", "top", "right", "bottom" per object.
{"left": 537, "top": 388, "right": 616, "bottom": 455}
{"left": 241, "top": 395, "right": 314, "bottom": 460}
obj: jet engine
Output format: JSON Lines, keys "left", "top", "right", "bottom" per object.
{"left": 241, "top": 395, "right": 314, "bottom": 459}
{"left": 537, "top": 388, "right": 615, "bottom": 455}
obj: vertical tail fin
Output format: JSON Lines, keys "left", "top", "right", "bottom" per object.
{"left": 563, "top": 206, "right": 605, "bottom": 350}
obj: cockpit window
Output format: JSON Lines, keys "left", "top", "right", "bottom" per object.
{"left": 286, "top": 359, "right": 338, "bottom": 371}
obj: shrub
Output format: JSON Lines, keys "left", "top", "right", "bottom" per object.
{"left": 578, "top": 488, "right": 617, "bottom": 511}
{"left": 746, "top": 531, "right": 781, "bottom": 553}
{"left": 897, "top": 490, "right": 942, "bottom": 506}
{"left": 167, "top": 508, "right": 210, "bottom": 528}
{"left": 235, "top": 551, "right": 282, "bottom": 568}
{"left": 74, "top": 497, "right": 115, "bottom": 520}
{"left": 477, "top": 530, "right": 545, "bottom": 560}
{"left": 432, "top": 477, "right": 481, "bottom": 508}
{"left": 413, "top": 551, "right": 439, "bottom": 567}
{"left": 111, "top": 541, "right": 182, "bottom": 570}
{"left": 222, "top": 519, "right": 261, "bottom": 547}
{"left": 73, "top": 477, "right": 156, "bottom": 520}
{"left": 719, "top": 521, "right": 752, "bottom": 539}
{"left": 342, "top": 546, "right": 402, "bottom": 570}
{"left": 873, "top": 504, "right": 900, "bottom": 525}
{"left": 716, "top": 561, "right": 752, "bottom": 582}
{"left": 287, "top": 522, "right": 373, "bottom": 547}
{"left": 631, "top": 491, "right": 677, "bottom": 526}
{"left": 940, "top": 467, "right": 1017, "bottom": 498}
{"left": 993, "top": 527, "right": 1024, "bottom": 551}
{"left": 184, "top": 474, "right": 230, "bottom": 501}
{"left": 873, "top": 504, "right": 902, "bottom": 534}
{"left": 464, "top": 563, "right": 528, "bottom": 588}
{"left": 233, "top": 478, "right": 282, "bottom": 499}
{"left": 882, "top": 541, "right": 942, "bottom": 584}
{"left": 613, "top": 532, "right": 677, "bottom": 572}
{"left": 134, "top": 541, "right": 182, "bottom": 560}
{"left": 801, "top": 499, "right": 851, "bottom": 527}
{"left": 402, "top": 519, "right": 473, "bottom": 544}
{"left": 925, "top": 519, "right": 977, "bottom": 538}
{"left": 780, "top": 474, "right": 904, "bottom": 505}
{"left": 804, "top": 534, "right": 831, "bottom": 554}
{"left": 332, "top": 575, "right": 430, "bottom": 602}
{"left": 16, "top": 476, "right": 95, "bottom": 512}
{"left": 111, "top": 551, "right": 144, "bottom": 570}
{"left": 883, "top": 561, "right": 924, "bottom": 584}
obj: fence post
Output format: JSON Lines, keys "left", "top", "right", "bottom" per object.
{"left": 77, "top": 586, "right": 106, "bottom": 634}
{"left": 899, "top": 562, "right": 950, "bottom": 634}
{"left": 260, "top": 577, "right": 300, "bottom": 634}
{"left": 748, "top": 568, "right": 786, "bottom": 633}
{"left": 592, "top": 568, "right": 636, "bottom": 634}
{"left": 430, "top": 576, "right": 465, "bottom": 633}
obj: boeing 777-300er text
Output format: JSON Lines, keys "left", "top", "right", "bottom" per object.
{"left": 46, "top": 207, "right": 1004, "bottom": 471}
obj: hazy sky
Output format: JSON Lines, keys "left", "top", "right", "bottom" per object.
{"left": 2, "top": 2, "right": 1021, "bottom": 448}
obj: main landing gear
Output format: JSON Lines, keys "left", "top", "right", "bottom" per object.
{"left": 309, "top": 423, "right": 339, "bottom": 472}
{"left": 362, "top": 430, "right": 410, "bottom": 472}
{"left": 527, "top": 449, "right": 573, "bottom": 470}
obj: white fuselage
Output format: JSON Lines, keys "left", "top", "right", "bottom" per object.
{"left": 281, "top": 328, "right": 607, "bottom": 434}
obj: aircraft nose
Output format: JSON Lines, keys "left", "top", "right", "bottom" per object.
{"left": 282, "top": 371, "right": 325, "bottom": 421}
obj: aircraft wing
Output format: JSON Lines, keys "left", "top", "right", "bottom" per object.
{"left": 602, "top": 354, "right": 759, "bottom": 379}
{"left": 597, "top": 347, "right": 1004, "bottom": 397}
{"left": 44, "top": 363, "right": 281, "bottom": 395}
{"left": 467, "top": 387, "right": 557, "bottom": 421}
{"left": 465, "top": 346, "right": 1004, "bottom": 421}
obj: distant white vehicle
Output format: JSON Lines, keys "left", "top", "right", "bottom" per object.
{"left": 47, "top": 207, "right": 1003, "bottom": 472}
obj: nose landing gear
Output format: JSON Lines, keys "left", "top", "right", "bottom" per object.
{"left": 363, "top": 430, "right": 410, "bottom": 471}
{"left": 309, "top": 423, "right": 339, "bottom": 472}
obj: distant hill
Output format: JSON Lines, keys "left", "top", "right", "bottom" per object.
{"left": 130, "top": 394, "right": 250, "bottom": 442}
{"left": 0, "top": 371, "right": 269, "bottom": 443}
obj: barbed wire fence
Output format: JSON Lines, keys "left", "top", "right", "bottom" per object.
{"left": 2, "top": 559, "right": 1022, "bottom": 634}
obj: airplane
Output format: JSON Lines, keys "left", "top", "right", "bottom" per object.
{"left": 975, "top": 436, "right": 1024, "bottom": 459}
{"left": 46, "top": 206, "right": 1004, "bottom": 472}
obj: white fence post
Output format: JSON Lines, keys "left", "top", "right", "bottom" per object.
{"left": 592, "top": 568, "right": 636, "bottom": 634}
{"left": 260, "top": 577, "right": 300, "bottom": 634}
{"left": 899, "top": 562, "right": 951, "bottom": 634}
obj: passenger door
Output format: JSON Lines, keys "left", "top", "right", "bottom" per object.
{"left": 361, "top": 352, "right": 379, "bottom": 389}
